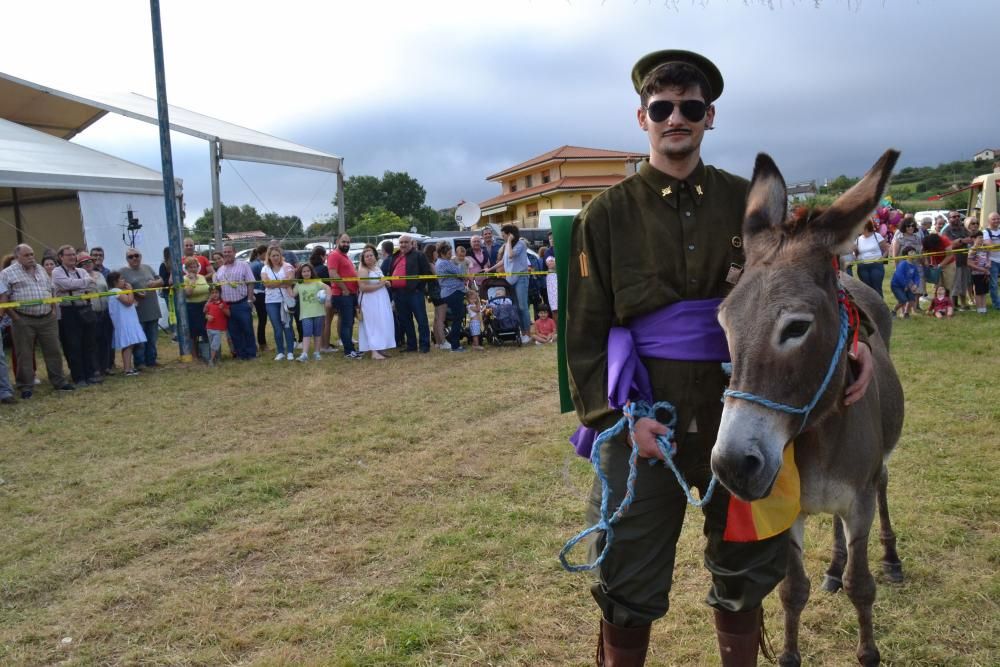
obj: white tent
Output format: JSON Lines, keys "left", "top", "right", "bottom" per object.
{"left": 0, "top": 117, "right": 181, "bottom": 284}
{"left": 0, "top": 71, "right": 345, "bottom": 242}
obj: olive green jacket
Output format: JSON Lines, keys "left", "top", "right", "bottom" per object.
{"left": 566, "top": 159, "right": 748, "bottom": 437}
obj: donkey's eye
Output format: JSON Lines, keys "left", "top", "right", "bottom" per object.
{"left": 780, "top": 320, "right": 812, "bottom": 343}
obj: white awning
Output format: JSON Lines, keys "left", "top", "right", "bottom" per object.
{"left": 481, "top": 205, "right": 508, "bottom": 216}
{"left": 0, "top": 71, "right": 342, "bottom": 174}
{"left": 0, "top": 118, "right": 180, "bottom": 197}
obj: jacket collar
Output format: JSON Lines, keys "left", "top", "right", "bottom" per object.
{"left": 639, "top": 159, "right": 707, "bottom": 209}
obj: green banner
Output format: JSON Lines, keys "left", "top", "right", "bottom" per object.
{"left": 551, "top": 215, "right": 576, "bottom": 414}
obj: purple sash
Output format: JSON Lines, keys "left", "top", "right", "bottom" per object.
{"left": 570, "top": 298, "right": 730, "bottom": 458}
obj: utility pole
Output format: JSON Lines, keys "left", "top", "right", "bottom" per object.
{"left": 149, "top": 0, "right": 192, "bottom": 361}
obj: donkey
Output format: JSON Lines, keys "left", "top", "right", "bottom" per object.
{"left": 711, "top": 149, "right": 904, "bottom": 666}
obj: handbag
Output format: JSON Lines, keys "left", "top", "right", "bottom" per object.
{"left": 924, "top": 265, "right": 942, "bottom": 283}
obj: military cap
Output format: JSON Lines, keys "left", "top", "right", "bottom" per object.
{"left": 631, "top": 49, "right": 724, "bottom": 101}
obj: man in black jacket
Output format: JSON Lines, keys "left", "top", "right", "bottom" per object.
{"left": 386, "top": 235, "right": 431, "bottom": 353}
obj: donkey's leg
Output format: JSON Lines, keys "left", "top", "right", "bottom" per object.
{"left": 876, "top": 464, "right": 903, "bottom": 583}
{"left": 842, "top": 493, "right": 881, "bottom": 667}
{"left": 778, "top": 516, "right": 808, "bottom": 667}
{"left": 821, "top": 515, "right": 847, "bottom": 593}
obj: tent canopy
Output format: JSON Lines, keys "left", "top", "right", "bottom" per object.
{"left": 0, "top": 71, "right": 342, "bottom": 174}
{"left": 0, "top": 118, "right": 179, "bottom": 203}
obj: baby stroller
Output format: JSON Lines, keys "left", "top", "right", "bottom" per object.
{"left": 480, "top": 276, "right": 522, "bottom": 346}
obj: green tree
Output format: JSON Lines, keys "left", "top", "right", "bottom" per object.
{"left": 347, "top": 206, "right": 406, "bottom": 238}
{"left": 340, "top": 171, "right": 427, "bottom": 227}
{"left": 191, "top": 204, "right": 303, "bottom": 241}
{"left": 343, "top": 175, "right": 384, "bottom": 228}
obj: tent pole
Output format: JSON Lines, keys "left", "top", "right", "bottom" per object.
{"left": 337, "top": 167, "right": 345, "bottom": 235}
{"left": 210, "top": 140, "right": 223, "bottom": 250}
{"left": 11, "top": 188, "right": 23, "bottom": 245}
{"left": 149, "top": 0, "right": 192, "bottom": 362}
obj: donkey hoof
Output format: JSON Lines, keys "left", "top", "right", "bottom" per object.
{"left": 857, "top": 646, "right": 881, "bottom": 666}
{"left": 882, "top": 561, "right": 904, "bottom": 584}
{"left": 778, "top": 652, "right": 801, "bottom": 667}
{"left": 822, "top": 574, "right": 843, "bottom": 593}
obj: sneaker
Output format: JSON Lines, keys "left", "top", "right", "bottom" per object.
{"left": 20, "top": 391, "right": 32, "bottom": 400}
{"left": 296, "top": 353, "right": 309, "bottom": 362}
{"left": 521, "top": 335, "right": 532, "bottom": 344}
{"left": 345, "top": 351, "right": 363, "bottom": 360}
{"left": 56, "top": 384, "right": 76, "bottom": 392}
{"left": 450, "top": 346, "right": 467, "bottom": 352}
{"left": 319, "top": 346, "right": 337, "bottom": 354}
{"left": 33, "top": 377, "right": 41, "bottom": 385}
{"left": 274, "top": 353, "right": 286, "bottom": 361}
{"left": 439, "top": 343, "right": 451, "bottom": 350}
{"left": 536, "top": 341, "right": 542, "bottom": 345}
{"left": 313, "top": 352, "right": 322, "bottom": 361}
{"left": 286, "top": 352, "right": 295, "bottom": 361}
{"left": 125, "top": 369, "right": 140, "bottom": 377}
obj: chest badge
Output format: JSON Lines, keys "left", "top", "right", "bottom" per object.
{"left": 695, "top": 185, "right": 704, "bottom": 196}
{"left": 731, "top": 236, "right": 743, "bottom": 249}
{"left": 661, "top": 186, "right": 672, "bottom": 197}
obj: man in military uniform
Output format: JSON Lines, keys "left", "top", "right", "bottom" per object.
{"left": 566, "top": 50, "right": 876, "bottom": 666}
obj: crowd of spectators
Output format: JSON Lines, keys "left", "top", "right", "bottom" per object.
{"left": 848, "top": 208, "right": 1000, "bottom": 317}
{"left": 0, "top": 224, "right": 560, "bottom": 405}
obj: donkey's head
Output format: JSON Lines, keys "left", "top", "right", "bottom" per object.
{"left": 711, "top": 149, "right": 898, "bottom": 501}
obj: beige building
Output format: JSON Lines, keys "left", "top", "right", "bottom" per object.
{"left": 478, "top": 145, "right": 645, "bottom": 228}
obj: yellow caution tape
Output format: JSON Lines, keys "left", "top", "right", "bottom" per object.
{"left": 0, "top": 270, "right": 553, "bottom": 311}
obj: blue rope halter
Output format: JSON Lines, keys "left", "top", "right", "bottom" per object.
{"left": 559, "top": 289, "right": 852, "bottom": 574}
{"left": 722, "top": 293, "right": 851, "bottom": 434}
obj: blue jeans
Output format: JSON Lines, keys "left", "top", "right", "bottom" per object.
{"left": 444, "top": 290, "right": 466, "bottom": 349}
{"left": 990, "top": 261, "right": 1000, "bottom": 310}
{"left": 134, "top": 319, "right": 159, "bottom": 367}
{"left": 512, "top": 277, "right": 530, "bottom": 332}
{"left": 265, "top": 302, "right": 295, "bottom": 355}
{"left": 394, "top": 290, "right": 430, "bottom": 352}
{"left": 333, "top": 294, "right": 357, "bottom": 354}
{"left": 856, "top": 262, "right": 885, "bottom": 299}
{"left": 226, "top": 300, "right": 257, "bottom": 359}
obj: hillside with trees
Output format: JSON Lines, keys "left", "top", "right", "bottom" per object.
{"left": 815, "top": 157, "right": 993, "bottom": 212}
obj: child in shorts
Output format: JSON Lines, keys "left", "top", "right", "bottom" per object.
{"left": 203, "top": 285, "right": 230, "bottom": 365}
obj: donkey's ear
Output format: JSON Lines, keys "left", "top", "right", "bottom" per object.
{"left": 744, "top": 153, "right": 788, "bottom": 238}
{"left": 814, "top": 149, "right": 900, "bottom": 248}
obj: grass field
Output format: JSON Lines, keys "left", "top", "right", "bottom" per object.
{"left": 1, "top": 309, "right": 998, "bottom": 666}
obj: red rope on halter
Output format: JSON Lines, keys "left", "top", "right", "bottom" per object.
{"left": 833, "top": 256, "right": 860, "bottom": 357}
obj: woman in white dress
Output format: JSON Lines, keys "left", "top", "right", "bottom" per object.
{"left": 356, "top": 245, "right": 396, "bottom": 360}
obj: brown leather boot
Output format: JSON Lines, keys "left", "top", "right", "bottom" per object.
{"left": 596, "top": 618, "right": 651, "bottom": 666}
{"left": 713, "top": 607, "right": 764, "bottom": 667}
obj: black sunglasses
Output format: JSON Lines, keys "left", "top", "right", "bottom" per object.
{"left": 126, "top": 254, "right": 140, "bottom": 259}
{"left": 645, "top": 99, "right": 708, "bottom": 123}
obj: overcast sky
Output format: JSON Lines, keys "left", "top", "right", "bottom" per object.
{"left": 2, "top": 0, "right": 996, "bottom": 228}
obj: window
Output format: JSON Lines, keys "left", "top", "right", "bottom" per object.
{"left": 526, "top": 203, "right": 539, "bottom": 219}
{"left": 525, "top": 174, "right": 533, "bottom": 188}
{"left": 581, "top": 194, "right": 592, "bottom": 206}
{"left": 542, "top": 169, "right": 551, "bottom": 184}
{"left": 508, "top": 180, "right": 517, "bottom": 193}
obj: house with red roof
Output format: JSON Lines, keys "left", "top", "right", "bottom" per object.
{"left": 477, "top": 145, "right": 645, "bottom": 228}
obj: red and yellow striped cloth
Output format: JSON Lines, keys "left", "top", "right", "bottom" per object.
{"left": 724, "top": 443, "right": 800, "bottom": 542}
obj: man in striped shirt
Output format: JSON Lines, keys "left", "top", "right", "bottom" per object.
{"left": 0, "top": 244, "right": 74, "bottom": 398}
{"left": 213, "top": 244, "right": 258, "bottom": 360}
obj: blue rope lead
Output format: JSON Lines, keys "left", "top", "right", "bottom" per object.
{"left": 559, "top": 400, "right": 718, "bottom": 573}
